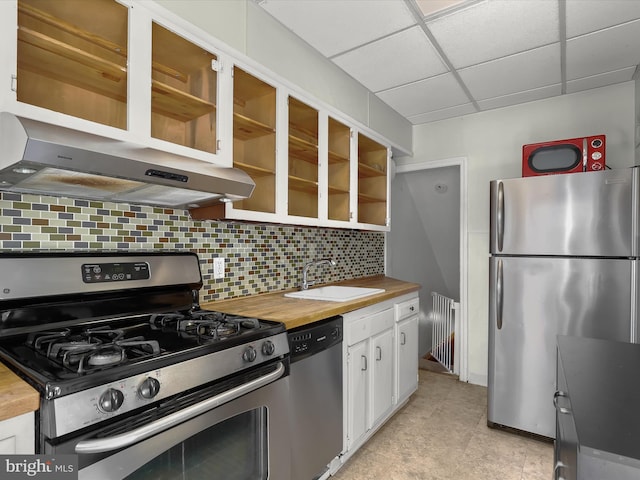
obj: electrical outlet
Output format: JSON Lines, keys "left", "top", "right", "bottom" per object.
{"left": 213, "top": 257, "right": 225, "bottom": 279}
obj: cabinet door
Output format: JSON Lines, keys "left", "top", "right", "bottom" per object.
{"left": 347, "top": 340, "right": 368, "bottom": 449}
{"left": 288, "top": 96, "right": 319, "bottom": 219}
{"left": 0, "top": 413, "right": 35, "bottom": 454}
{"left": 371, "top": 328, "right": 394, "bottom": 427}
{"left": 16, "top": 0, "right": 129, "bottom": 129}
{"left": 397, "top": 316, "right": 419, "bottom": 403}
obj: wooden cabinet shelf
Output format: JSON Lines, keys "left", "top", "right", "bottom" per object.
{"left": 329, "top": 149, "right": 349, "bottom": 164}
{"left": 358, "top": 162, "right": 386, "bottom": 178}
{"left": 288, "top": 175, "right": 318, "bottom": 192}
{"left": 234, "top": 113, "right": 275, "bottom": 141}
{"left": 329, "top": 184, "right": 349, "bottom": 195}
{"left": 18, "top": 26, "right": 126, "bottom": 82}
{"left": 289, "top": 135, "right": 318, "bottom": 164}
{"left": 234, "top": 161, "right": 275, "bottom": 178}
{"left": 151, "top": 80, "right": 215, "bottom": 122}
{"left": 358, "top": 192, "right": 386, "bottom": 203}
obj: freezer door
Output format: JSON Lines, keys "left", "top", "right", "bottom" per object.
{"left": 490, "top": 168, "right": 637, "bottom": 256}
{"left": 488, "top": 256, "right": 633, "bottom": 438}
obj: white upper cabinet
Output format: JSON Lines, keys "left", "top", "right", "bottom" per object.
{"left": 0, "top": 0, "right": 391, "bottom": 230}
{"left": 1, "top": 0, "right": 229, "bottom": 165}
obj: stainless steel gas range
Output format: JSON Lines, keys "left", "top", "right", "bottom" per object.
{"left": 0, "top": 252, "right": 292, "bottom": 480}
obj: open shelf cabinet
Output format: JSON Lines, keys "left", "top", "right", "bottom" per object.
{"left": 358, "top": 133, "right": 388, "bottom": 227}
{"left": 17, "top": 0, "right": 129, "bottom": 129}
{"left": 232, "top": 67, "right": 276, "bottom": 214}
{"left": 328, "top": 117, "right": 351, "bottom": 222}
{"left": 288, "top": 96, "right": 318, "bottom": 219}
{"left": 151, "top": 22, "right": 218, "bottom": 155}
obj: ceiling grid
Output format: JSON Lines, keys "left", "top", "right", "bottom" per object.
{"left": 257, "top": 0, "right": 640, "bottom": 125}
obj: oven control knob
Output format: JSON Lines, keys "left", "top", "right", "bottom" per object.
{"left": 139, "top": 377, "right": 161, "bottom": 399}
{"left": 99, "top": 388, "right": 124, "bottom": 413}
{"left": 243, "top": 346, "right": 257, "bottom": 362}
{"left": 262, "top": 340, "right": 275, "bottom": 356}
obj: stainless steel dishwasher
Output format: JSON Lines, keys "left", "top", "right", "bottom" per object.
{"left": 288, "top": 315, "right": 343, "bottom": 480}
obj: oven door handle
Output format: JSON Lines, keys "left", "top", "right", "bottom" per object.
{"left": 75, "top": 361, "right": 286, "bottom": 454}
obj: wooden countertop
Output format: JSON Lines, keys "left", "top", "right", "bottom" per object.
{"left": 201, "top": 275, "right": 420, "bottom": 330}
{"left": 0, "top": 363, "right": 39, "bottom": 422}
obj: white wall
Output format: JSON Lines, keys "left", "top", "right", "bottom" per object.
{"left": 396, "top": 82, "right": 636, "bottom": 385}
{"left": 152, "top": 0, "right": 412, "bottom": 153}
{"left": 388, "top": 166, "right": 460, "bottom": 356}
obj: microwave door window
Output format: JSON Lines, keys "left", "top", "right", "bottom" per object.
{"left": 529, "top": 145, "right": 581, "bottom": 173}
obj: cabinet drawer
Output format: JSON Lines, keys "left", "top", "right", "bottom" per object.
{"left": 370, "top": 308, "right": 394, "bottom": 337}
{"left": 346, "top": 308, "right": 394, "bottom": 346}
{"left": 347, "top": 316, "right": 371, "bottom": 346}
{"left": 395, "top": 298, "right": 419, "bottom": 321}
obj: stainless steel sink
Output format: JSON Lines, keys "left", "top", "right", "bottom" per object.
{"left": 284, "top": 286, "right": 385, "bottom": 302}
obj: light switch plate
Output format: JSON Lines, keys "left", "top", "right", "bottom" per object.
{"left": 213, "top": 257, "right": 225, "bottom": 279}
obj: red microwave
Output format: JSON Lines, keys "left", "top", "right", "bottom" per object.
{"left": 522, "top": 135, "right": 605, "bottom": 177}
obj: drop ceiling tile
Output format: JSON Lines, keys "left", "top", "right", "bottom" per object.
{"left": 459, "top": 44, "right": 560, "bottom": 101}
{"left": 377, "top": 73, "right": 469, "bottom": 118}
{"left": 333, "top": 26, "right": 447, "bottom": 93}
{"left": 407, "top": 103, "right": 477, "bottom": 124}
{"left": 416, "top": 0, "right": 469, "bottom": 17}
{"left": 566, "top": 0, "right": 640, "bottom": 38}
{"left": 477, "top": 84, "right": 562, "bottom": 111}
{"left": 258, "top": 0, "right": 416, "bottom": 58}
{"left": 427, "top": 0, "right": 558, "bottom": 68}
{"left": 566, "top": 66, "right": 636, "bottom": 94}
{"left": 566, "top": 19, "right": 640, "bottom": 80}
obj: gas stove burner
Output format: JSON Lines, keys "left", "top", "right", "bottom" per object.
{"left": 85, "top": 346, "right": 125, "bottom": 367}
{"left": 25, "top": 327, "right": 162, "bottom": 374}
{"left": 195, "top": 320, "right": 240, "bottom": 339}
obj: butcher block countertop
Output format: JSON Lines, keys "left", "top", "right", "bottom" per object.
{"left": 201, "top": 275, "right": 420, "bottom": 330}
{"left": 0, "top": 362, "right": 39, "bottom": 422}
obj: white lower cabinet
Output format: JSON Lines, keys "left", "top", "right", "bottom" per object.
{"left": 371, "top": 327, "right": 394, "bottom": 425}
{"left": 345, "top": 306, "right": 394, "bottom": 451}
{"left": 341, "top": 292, "right": 419, "bottom": 462}
{"left": 0, "top": 412, "right": 35, "bottom": 454}
{"left": 396, "top": 296, "right": 420, "bottom": 404}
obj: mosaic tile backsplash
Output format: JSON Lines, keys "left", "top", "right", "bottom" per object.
{"left": 0, "top": 192, "right": 385, "bottom": 303}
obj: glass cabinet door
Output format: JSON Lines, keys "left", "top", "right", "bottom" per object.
{"left": 288, "top": 96, "right": 319, "bottom": 218}
{"left": 151, "top": 22, "right": 218, "bottom": 155}
{"left": 17, "top": 0, "right": 129, "bottom": 129}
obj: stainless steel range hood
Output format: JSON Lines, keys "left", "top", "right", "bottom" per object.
{"left": 0, "top": 113, "right": 255, "bottom": 209}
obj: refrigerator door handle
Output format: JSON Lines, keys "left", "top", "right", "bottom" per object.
{"left": 497, "top": 181, "right": 504, "bottom": 252}
{"left": 497, "top": 259, "right": 503, "bottom": 330}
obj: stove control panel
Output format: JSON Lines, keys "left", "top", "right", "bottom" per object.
{"left": 82, "top": 262, "right": 150, "bottom": 283}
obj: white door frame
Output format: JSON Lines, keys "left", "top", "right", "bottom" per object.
{"left": 394, "top": 157, "right": 469, "bottom": 382}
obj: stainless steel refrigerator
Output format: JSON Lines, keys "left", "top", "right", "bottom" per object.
{"left": 488, "top": 167, "right": 638, "bottom": 439}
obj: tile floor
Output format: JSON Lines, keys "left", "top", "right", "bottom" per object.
{"left": 331, "top": 369, "right": 553, "bottom": 480}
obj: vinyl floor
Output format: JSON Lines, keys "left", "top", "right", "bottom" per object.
{"left": 331, "top": 368, "right": 553, "bottom": 480}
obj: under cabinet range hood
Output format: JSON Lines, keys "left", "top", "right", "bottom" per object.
{"left": 0, "top": 113, "right": 255, "bottom": 208}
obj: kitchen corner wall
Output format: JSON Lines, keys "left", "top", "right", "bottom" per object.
{"left": 0, "top": 192, "right": 385, "bottom": 303}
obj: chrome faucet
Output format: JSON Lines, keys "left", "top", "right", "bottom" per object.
{"left": 301, "top": 258, "right": 337, "bottom": 290}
